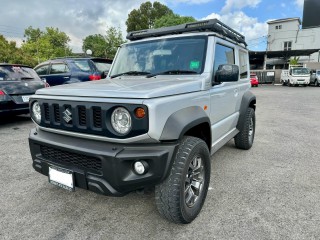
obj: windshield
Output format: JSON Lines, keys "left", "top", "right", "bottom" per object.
{"left": 110, "top": 36, "right": 207, "bottom": 77}
{"left": 0, "top": 66, "right": 41, "bottom": 81}
{"left": 317, "top": 71, "right": 320, "bottom": 75}
{"left": 292, "top": 68, "right": 309, "bottom": 75}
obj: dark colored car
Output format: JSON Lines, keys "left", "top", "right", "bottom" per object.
{"left": 34, "top": 57, "right": 113, "bottom": 87}
{"left": 0, "top": 64, "right": 46, "bottom": 116}
{"left": 250, "top": 73, "right": 259, "bottom": 87}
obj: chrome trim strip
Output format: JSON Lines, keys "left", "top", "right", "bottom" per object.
{"left": 210, "top": 128, "right": 239, "bottom": 155}
{"left": 38, "top": 126, "right": 156, "bottom": 144}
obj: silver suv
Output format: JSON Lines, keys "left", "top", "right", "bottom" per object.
{"left": 29, "top": 19, "right": 256, "bottom": 224}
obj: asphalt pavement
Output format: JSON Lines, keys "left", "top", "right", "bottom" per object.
{"left": 0, "top": 85, "right": 320, "bottom": 240}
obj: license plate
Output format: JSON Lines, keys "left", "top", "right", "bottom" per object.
{"left": 22, "top": 95, "right": 31, "bottom": 102}
{"left": 48, "top": 166, "right": 74, "bottom": 191}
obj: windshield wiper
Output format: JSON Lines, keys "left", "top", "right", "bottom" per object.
{"left": 146, "top": 70, "right": 198, "bottom": 78}
{"left": 20, "top": 77, "right": 34, "bottom": 80}
{"left": 110, "top": 71, "right": 151, "bottom": 78}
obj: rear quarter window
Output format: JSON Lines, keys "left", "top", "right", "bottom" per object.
{"left": 73, "top": 60, "right": 92, "bottom": 72}
{"left": 50, "top": 63, "right": 70, "bottom": 74}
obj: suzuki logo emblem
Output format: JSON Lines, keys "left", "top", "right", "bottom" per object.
{"left": 62, "top": 108, "right": 72, "bottom": 123}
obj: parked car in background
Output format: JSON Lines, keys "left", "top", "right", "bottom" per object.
{"left": 0, "top": 64, "right": 46, "bottom": 116}
{"left": 34, "top": 57, "right": 113, "bottom": 87}
{"left": 250, "top": 73, "right": 259, "bottom": 87}
{"left": 310, "top": 69, "right": 320, "bottom": 86}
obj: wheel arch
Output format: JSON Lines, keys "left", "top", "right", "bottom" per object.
{"left": 159, "top": 106, "right": 211, "bottom": 151}
{"left": 236, "top": 91, "right": 256, "bottom": 132}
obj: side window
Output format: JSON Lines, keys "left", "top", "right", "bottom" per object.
{"left": 213, "top": 43, "right": 235, "bottom": 81}
{"left": 50, "top": 63, "right": 70, "bottom": 74}
{"left": 239, "top": 50, "right": 248, "bottom": 79}
{"left": 35, "top": 65, "right": 49, "bottom": 75}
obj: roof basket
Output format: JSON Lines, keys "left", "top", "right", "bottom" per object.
{"left": 126, "top": 19, "right": 247, "bottom": 46}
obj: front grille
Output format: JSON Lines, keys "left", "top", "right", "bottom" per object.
{"left": 38, "top": 100, "right": 148, "bottom": 139}
{"left": 40, "top": 145, "right": 102, "bottom": 173}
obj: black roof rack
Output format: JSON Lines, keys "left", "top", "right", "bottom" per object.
{"left": 126, "top": 19, "right": 247, "bottom": 46}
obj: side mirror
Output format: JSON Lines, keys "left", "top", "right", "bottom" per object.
{"left": 215, "top": 64, "right": 239, "bottom": 83}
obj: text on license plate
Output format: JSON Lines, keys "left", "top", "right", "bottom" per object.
{"left": 48, "top": 166, "right": 74, "bottom": 191}
{"left": 22, "top": 96, "right": 31, "bottom": 102}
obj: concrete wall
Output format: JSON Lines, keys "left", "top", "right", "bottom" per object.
{"left": 268, "top": 19, "right": 320, "bottom": 62}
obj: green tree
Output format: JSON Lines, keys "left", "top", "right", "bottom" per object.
{"left": 21, "top": 26, "right": 72, "bottom": 64}
{"left": 126, "top": 1, "right": 173, "bottom": 32}
{"left": 154, "top": 14, "right": 196, "bottom": 28}
{"left": 82, "top": 34, "right": 107, "bottom": 57}
{"left": 0, "top": 35, "right": 36, "bottom": 66}
{"left": 82, "top": 27, "right": 125, "bottom": 59}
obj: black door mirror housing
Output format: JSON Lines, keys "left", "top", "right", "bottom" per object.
{"left": 215, "top": 64, "right": 239, "bottom": 83}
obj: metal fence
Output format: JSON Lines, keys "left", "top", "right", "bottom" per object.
{"left": 251, "top": 70, "right": 276, "bottom": 84}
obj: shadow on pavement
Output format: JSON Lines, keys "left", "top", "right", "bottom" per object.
{"left": 0, "top": 114, "right": 32, "bottom": 128}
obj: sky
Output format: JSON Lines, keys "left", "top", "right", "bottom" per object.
{"left": 0, "top": 0, "right": 304, "bottom": 52}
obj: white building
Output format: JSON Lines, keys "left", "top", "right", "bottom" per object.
{"left": 267, "top": 18, "right": 320, "bottom": 63}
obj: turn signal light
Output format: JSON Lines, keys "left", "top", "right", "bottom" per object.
{"left": 134, "top": 107, "right": 146, "bottom": 119}
{"left": 0, "top": 89, "right": 5, "bottom": 95}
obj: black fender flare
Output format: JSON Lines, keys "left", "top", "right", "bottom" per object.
{"left": 237, "top": 91, "right": 256, "bottom": 132}
{"left": 160, "top": 106, "right": 211, "bottom": 141}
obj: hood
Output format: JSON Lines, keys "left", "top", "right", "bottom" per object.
{"left": 35, "top": 76, "right": 204, "bottom": 99}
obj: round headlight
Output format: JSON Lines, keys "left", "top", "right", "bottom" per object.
{"left": 31, "top": 101, "right": 41, "bottom": 124}
{"left": 111, "top": 107, "right": 132, "bottom": 134}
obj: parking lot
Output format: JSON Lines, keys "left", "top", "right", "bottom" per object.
{"left": 0, "top": 85, "right": 319, "bottom": 240}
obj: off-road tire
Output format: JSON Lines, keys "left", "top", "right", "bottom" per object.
{"left": 155, "top": 136, "right": 210, "bottom": 224}
{"left": 234, "top": 107, "right": 255, "bottom": 150}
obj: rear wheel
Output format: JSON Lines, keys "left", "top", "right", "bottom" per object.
{"left": 155, "top": 136, "right": 211, "bottom": 224}
{"left": 235, "top": 107, "right": 255, "bottom": 150}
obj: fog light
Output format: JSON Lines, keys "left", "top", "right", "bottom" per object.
{"left": 134, "top": 161, "right": 148, "bottom": 175}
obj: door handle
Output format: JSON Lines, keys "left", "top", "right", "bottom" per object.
{"left": 63, "top": 77, "right": 70, "bottom": 79}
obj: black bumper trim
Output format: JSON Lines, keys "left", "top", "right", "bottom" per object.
{"left": 29, "top": 128, "right": 178, "bottom": 196}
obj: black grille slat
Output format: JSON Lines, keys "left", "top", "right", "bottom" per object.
{"left": 78, "top": 106, "right": 87, "bottom": 126}
{"left": 44, "top": 104, "right": 50, "bottom": 121}
{"left": 40, "top": 145, "right": 102, "bottom": 173}
{"left": 53, "top": 104, "right": 61, "bottom": 123}
{"left": 93, "top": 107, "right": 102, "bottom": 128}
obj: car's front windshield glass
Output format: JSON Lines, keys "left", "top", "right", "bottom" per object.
{"left": 0, "top": 66, "right": 40, "bottom": 81}
{"left": 317, "top": 71, "right": 320, "bottom": 75}
{"left": 292, "top": 68, "right": 309, "bottom": 75}
{"left": 109, "top": 36, "right": 207, "bottom": 77}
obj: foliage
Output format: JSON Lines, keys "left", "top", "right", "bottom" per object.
{"left": 82, "top": 27, "right": 125, "bottom": 59}
{"left": 289, "top": 56, "right": 300, "bottom": 65}
{"left": 126, "top": 1, "right": 173, "bottom": 32}
{"left": 154, "top": 14, "right": 196, "bottom": 28}
{"left": 21, "top": 26, "right": 72, "bottom": 64}
{"left": 82, "top": 34, "right": 107, "bottom": 57}
{"left": 0, "top": 35, "right": 37, "bottom": 66}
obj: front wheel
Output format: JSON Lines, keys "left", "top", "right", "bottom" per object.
{"left": 155, "top": 136, "right": 211, "bottom": 224}
{"left": 315, "top": 80, "right": 319, "bottom": 87}
{"left": 235, "top": 107, "right": 255, "bottom": 150}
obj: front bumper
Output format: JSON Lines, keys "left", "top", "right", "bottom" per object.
{"left": 29, "top": 128, "right": 178, "bottom": 196}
